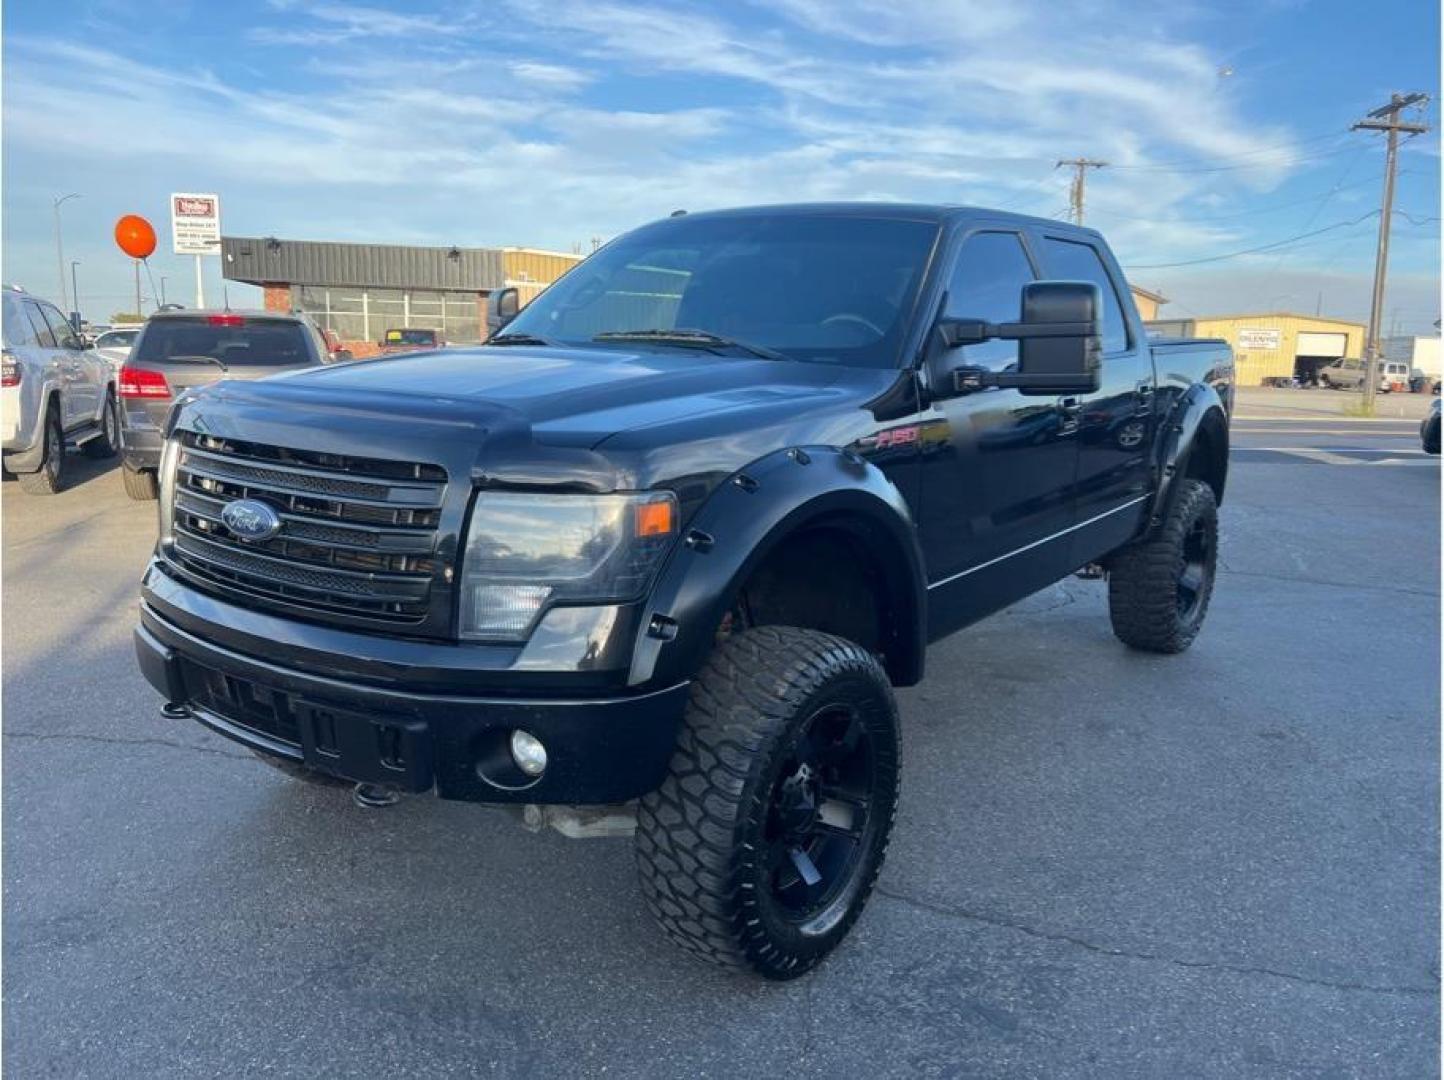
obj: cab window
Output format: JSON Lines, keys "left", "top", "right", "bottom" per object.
{"left": 1042, "top": 238, "right": 1129, "bottom": 354}
{"left": 943, "top": 231, "right": 1036, "bottom": 368}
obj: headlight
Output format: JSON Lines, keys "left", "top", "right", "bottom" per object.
{"left": 458, "top": 490, "right": 678, "bottom": 641}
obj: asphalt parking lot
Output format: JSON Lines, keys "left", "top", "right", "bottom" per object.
{"left": 3, "top": 389, "right": 1438, "bottom": 1078}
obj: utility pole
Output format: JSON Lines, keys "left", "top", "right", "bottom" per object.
{"left": 1055, "top": 158, "right": 1107, "bottom": 225}
{"left": 1353, "top": 92, "right": 1429, "bottom": 412}
{"left": 52, "top": 193, "right": 80, "bottom": 315}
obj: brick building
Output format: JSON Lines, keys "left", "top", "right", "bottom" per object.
{"left": 222, "top": 236, "right": 582, "bottom": 356}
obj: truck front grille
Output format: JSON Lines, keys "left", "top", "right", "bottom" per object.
{"left": 167, "top": 432, "right": 447, "bottom": 625}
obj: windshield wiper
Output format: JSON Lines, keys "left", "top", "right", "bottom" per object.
{"left": 489, "top": 332, "right": 562, "bottom": 347}
{"left": 593, "top": 329, "right": 788, "bottom": 361}
{"left": 165, "top": 354, "right": 229, "bottom": 372}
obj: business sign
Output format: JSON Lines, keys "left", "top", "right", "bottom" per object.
{"left": 171, "top": 192, "right": 221, "bottom": 255}
{"left": 1237, "top": 328, "right": 1281, "bottom": 351}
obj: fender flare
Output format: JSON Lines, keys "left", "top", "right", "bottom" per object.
{"left": 1145, "top": 383, "right": 1230, "bottom": 535}
{"left": 629, "top": 446, "right": 928, "bottom": 689}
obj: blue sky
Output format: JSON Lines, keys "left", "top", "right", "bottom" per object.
{"left": 4, "top": 0, "right": 1439, "bottom": 333}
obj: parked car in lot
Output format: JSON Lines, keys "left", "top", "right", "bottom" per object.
{"left": 118, "top": 309, "right": 330, "bottom": 500}
{"left": 1, "top": 284, "right": 118, "bottom": 494}
{"left": 378, "top": 327, "right": 443, "bottom": 354}
{"left": 92, "top": 326, "right": 143, "bottom": 371}
{"left": 1422, "top": 397, "right": 1440, "bottom": 454}
{"left": 1319, "top": 356, "right": 1404, "bottom": 392}
{"left": 133, "top": 204, "right": 1233, "bottom": 979}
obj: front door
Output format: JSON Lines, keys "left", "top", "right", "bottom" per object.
{"left": 1035, "top": 233, "right": 1154, "bottom": 563}
{"left": 917, "top": 227, "right": 1081, "bottom": 639}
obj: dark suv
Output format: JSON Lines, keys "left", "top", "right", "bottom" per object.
{"left": 118, "top": 310, "right": 330, "bottom": 500}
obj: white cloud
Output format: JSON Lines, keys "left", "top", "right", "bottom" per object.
{"left": 508, "top": 61, "right": 594, "bottom": 92}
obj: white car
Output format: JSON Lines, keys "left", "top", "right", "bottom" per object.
{"left": 91, "top": 326, "right": 143, "bottom": 371}
{"left": 2, "top": 285, "right": 119, "bottom": 494}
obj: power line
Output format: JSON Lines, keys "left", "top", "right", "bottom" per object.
{"left": 1105, "top": 130, "right": 1348, "bottom": 170}
{"left": 1122, "top": 212, "right": 1381, "bottom": 269}
{"left": 1085, "top": 173, "right": 1384, "bottom": 226}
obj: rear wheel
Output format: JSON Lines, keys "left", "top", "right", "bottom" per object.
{"left": 121, "top": 465, "right": 158, "bottom": 501}
{"left": 635, "top": 626, "right": 900, "bottom": 980}
{"left": 18, "top": 407, "right": 66, "bottom": 495}
{"left": 83, "top": 391, "right": 119, "bottom": 459}
{"left": 1107, "top": 479, "right": 1218, "bottom": 654}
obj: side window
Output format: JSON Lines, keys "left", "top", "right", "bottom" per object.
{"left": 943, "top": 231, "right": 1035, "bottom": 367}
{"left": 4, "top": 296, "right": 36, "bottom": 347}
{"left": 1042, "top": 238, "right": 1129, "bottom": 354}
{"left": 24, "top": 302, "right": 56, "bottom": 348}
{"left": 40, "top": 304, "right": 77, "bottom": 350}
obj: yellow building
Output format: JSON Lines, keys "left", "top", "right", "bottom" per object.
{"left": 1129, "top": 285, "right": 1167, "bottom": 321}
{"left": 502, "top": 248, "right": 584, "bottom": 305}
{"left": 1147, "top": 312, "right": 1366, "bottom": 386}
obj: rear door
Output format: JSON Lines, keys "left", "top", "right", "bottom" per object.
{"left": 22, "top": 300, "right": 77, "bottom": 427}
{"left": 918, "top": 226, "right": 1080, "bottom": 637}
{"left": 40, "top": 302, "right": 102, "bottom": 424}
{"left": 1034, "top": 232, "right": 1154, "bottom": 565}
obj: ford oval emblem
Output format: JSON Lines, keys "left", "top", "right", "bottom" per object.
{"left": 221, "top": 499, "right": 282, "bottom": 542}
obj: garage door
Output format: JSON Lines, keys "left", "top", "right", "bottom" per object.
{"left": 1296, "top": 331, "right": 1348, "bottom": 357}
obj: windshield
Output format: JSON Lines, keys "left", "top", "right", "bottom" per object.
{"left": 133, "top": 317, "right": 316, "bottom": 367}
{"left": 502, "top": 213, "right": 940, "bottom": 368}
{"left": 386, "top": 329, "right": 438, "bottom": 345}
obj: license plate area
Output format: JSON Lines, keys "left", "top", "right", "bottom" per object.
{"left": 293, "top": 700, "right": 433, "bottom": 791}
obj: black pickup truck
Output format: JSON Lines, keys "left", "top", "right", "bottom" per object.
{"left": 133, "top": 204, "right": 1232, "bottom": 979}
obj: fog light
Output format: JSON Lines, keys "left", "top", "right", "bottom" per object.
{"left": 509, "top": 729, "right": 548, "bottom": 777}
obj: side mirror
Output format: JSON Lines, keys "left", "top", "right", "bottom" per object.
{"left": 937, "top": 281, "right": 1103, "bottom": 397}
{"left": 487, "top": 287, "right": 520, "bottom": 334}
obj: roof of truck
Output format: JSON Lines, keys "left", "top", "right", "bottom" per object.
{"left": 666, "top": 202, "right": 1098, "bottom": 234}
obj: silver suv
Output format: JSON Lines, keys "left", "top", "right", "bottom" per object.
{"left": 1, "top": 285, "right": 119, "bottom": 494}
{"left": 1318, "top": 356, "right": 1405, "bottom": 392}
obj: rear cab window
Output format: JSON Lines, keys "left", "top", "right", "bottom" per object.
{"left": 1041, "top": 237, "right": 1129, "bottom": 354}
{"left": 133, "top": 316, "right": 317, "bottom": 367}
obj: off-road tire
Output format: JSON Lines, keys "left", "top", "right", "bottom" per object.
{"left": 122, "top": 465, "right": 158, "bottom": 501}
{"left": 635, "top": 626, "right": 900, "bottom": 980}
{"left": 19, "top": 408, "right": 66, "bottom": 495}
{"left": 1108, "top": 478, "right": 1218, "bottom": 653}
{"left": 251, "top": 750, "right": 349, "bottom": 787}
{"left": 84, "top": 392, "right": 119, "bottom": 459}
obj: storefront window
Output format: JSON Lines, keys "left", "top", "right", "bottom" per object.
{"left": 293, "top": 285, "right": 481, "bottom": 344}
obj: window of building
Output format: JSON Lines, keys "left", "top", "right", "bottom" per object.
{"left": 293, "top": 286, "right": 482, "bottom": 345}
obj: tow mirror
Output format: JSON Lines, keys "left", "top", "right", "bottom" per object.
{"left": 938, "top": 281, "right": 1103, "bottom": 397}
{"left": 487, "top": 287, "right": 520, "bottom": 334}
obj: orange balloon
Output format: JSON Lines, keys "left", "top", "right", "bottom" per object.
{"left": 114, "top": 214, "right": 157, "bottom": 260}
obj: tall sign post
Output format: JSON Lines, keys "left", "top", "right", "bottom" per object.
{"left": 170, "top": 193, "right": 222, "bottom": 309}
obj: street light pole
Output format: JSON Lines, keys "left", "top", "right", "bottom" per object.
{"left": 160, "top": 276, "right": 168, "bottom": 308}
{"left": 70, "top": 261, "right": 81, "bottom": 325}
{"left": 53, "top": 193, "right": 81, "bottom": 314}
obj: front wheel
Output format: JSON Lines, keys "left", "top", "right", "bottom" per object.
{"left": 1107, "top": 479, "right": 1219, "bottom": 653}
{"left": 635, "top": 626, "right": 900, "bottom": 980}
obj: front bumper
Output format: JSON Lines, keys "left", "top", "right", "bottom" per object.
{"left": 135, "top": 572, "right": 690, "bottom": 805}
